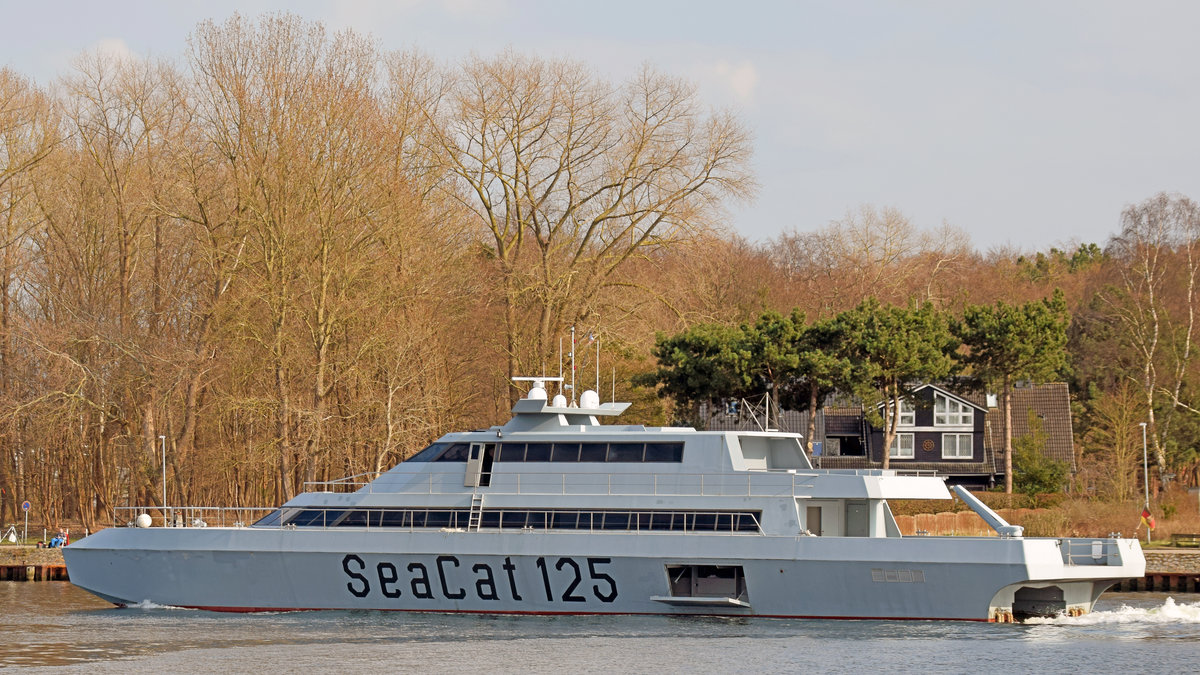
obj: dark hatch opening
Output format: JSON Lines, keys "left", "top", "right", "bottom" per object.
{"left": 667, "top": 564, "right": 748, "bottom": 601}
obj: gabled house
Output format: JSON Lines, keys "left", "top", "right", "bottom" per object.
{"left": 704, "top": 382, "right": 1075, "bottom": 489}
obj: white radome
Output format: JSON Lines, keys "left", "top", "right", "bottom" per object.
{"left": 580, "top": 389, "right": 600, "bottom": 408}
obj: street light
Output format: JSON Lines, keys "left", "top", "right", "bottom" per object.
{"left": 1140, "top": 422, "right": 1149, "bottom": 545}
{"left": 159, "top": 437, "right": 166, "bottom": 526}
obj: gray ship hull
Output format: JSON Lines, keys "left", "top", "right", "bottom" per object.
{"left": 64, "top": 526, "right": 1140, "bottom": 621}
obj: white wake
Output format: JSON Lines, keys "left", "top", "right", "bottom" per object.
{"left": 128, "top": 599, "right": 195, "bottom": 610}
{"left": 1024, "top": 597, "right": 1200, "bottom": 625}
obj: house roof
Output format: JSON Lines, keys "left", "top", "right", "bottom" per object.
{"left": 987, "top": 382, "right": 1076, "bottom": 470}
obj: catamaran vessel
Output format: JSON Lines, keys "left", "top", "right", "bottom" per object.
{"left": 65, "top": 378, "right": 1145, "bottom": 621}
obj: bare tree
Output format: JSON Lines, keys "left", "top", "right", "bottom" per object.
{"left": 1102, "top": 193, "right": 1200, "bottom": 472}
{"left": 387, "top": 51, "right": 754, "bottom": 394}
{"left": 0, "top": 68, "right": 58, "bottom": 526}
{"left": 772, "top": 206, "right": 971, "bottom": 316}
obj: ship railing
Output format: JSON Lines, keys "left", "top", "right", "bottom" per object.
{"left": 112, "top": 505, "right": 277, "bottom": 529}
{"left": 304, "top": 470, "right": 825, "bottom": 498}
{"left": 305, "top": 468, "right": 937, "bottom": 496}
{"left": 264, "top": 507, "right": 761, "bottom": 535}
{"left": 1058, "top": 537, "right": 1123, "bottom": 566}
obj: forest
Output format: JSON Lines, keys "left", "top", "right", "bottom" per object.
{"left": 1, "top": 14, "right": 1197, "bottom": 531}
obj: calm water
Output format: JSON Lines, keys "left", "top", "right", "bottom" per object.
{"left": 3, "top": 583, "right": 1200, "bottom": 673}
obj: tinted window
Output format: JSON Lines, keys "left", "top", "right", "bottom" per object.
{"left": 480, "top": 511, "right": 501, "bottom": 528}
{"left": 606, "top": 443, "right": 644, "bottom": 462}
{"left": 601, "top": 512, "right": 630, "bottom": 530}
{"left": 338, "top": 510, "right": 369, "bottom": 527}
{"left": 287, "top": 509, "right": 331, "bottom": 527}
{"left": 497, "top": 443, "right": 525, "bottom": 462}
{"left": 650, "top": 513, "right": 674, "bottom": 530}
{"left": 425, "top": 510, "right": 452, "bottom": 528}
{"left": 579, "top": 443, "right": 608, "bottom": 462}
{"left": 551, "top": 442, "right": 581, "bottom": 462}
{"left": 406, "top": 442, "right": 448, "bottom": 462}
{"left": 644, "top": 442, "right": 684, "bottom": 462}
{"left": 551, "top": 512, "right": 578, "bottom": 529}
{"left": 378, "top": 510, "right": 407, "bottom": 527}
{"left": 501, "top": 511, "right": 528, "bottom": 528}
{"left": 524, "top": 443, "right": 552, "bottom": 462}
{"left": 254, "top": 510, "right": 283, "bottom": 527}
{"left": 434, "top": 443, "right": 470, "bottom": 462}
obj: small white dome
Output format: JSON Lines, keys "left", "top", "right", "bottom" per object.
{"left": 135, "top": 513, "right": 153, "bottom": 528}
{"left": 580, "top": 390, "right": 600, "bottom": 409}
{"left": 552, "top": 394, "right": 568, "bottom": 407}
{"left": 526, "top": 382, "right": 548, "bottom": 400}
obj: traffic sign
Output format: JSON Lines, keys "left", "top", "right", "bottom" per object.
{"left": 21, "top": 501, "right": 30, "bottom": 512}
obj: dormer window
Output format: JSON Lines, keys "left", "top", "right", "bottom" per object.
{"left": 934, "top": 393, "right": 973, "bottom": 426}
{"left": 889, "top": 399, "right": 915, "bottom": 427}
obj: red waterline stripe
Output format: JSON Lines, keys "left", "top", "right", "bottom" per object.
{"left": 166, "top": 605, "right": 992, "bottom": 622}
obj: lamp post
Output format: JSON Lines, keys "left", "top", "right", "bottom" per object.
{"left": 159, "top": 435, "right": 167, "bottom": 527}
{"left": 1140, "top": 422, "right": 1149, "bottom": 545}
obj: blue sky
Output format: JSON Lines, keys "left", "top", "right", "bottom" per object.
{"left": 3, "top": 0, "right": 1198, "bottom": 252}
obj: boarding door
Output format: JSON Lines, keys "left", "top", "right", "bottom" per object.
{"left": 465, "top": 442, "right": 496, "bottom": 487}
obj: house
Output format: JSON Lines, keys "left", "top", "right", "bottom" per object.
{"left": 705, "top": 382, "right": 1075, "bottom": 489}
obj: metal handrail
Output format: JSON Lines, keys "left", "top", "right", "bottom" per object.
{"left": 1059, "top": 537, "right": 1122, "bottom": 566}
{"left": 111, "top": 504, "right": 763, "bottom": 536}
{"left": 113, "top": 505, "right": 276, "bottom": 529}
{"left": 301, "top": 469, "right": 831, "bottom": 498}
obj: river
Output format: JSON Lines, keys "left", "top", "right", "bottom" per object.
{"left": 3, "top": 583, "right": 1199, "bottom": 673}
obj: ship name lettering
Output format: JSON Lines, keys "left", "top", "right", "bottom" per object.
{"left": 436, "top": 555, "right": 467, "bottom": 599}
{"left": 339, "top": 554, "right": 617, "bottom": 604}
{"left": 342, "top": 554, "right": 370, "bottom": 598}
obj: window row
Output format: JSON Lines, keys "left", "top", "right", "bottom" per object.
{"left": 263, "top": 507, "right": 760, "bottom": 533}
{"left": 889, "top": 393, "right": 975, "bottom": 429}
{"left": 408, "top": 441, "right": 684, "bottom": 463}
{"left": 887, "top": 433, "right": 975, "bottom": 459}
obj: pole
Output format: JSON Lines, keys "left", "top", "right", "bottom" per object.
{"left": 23, "top": 509, "right": 28, "bottom": 544}
{"left": 1141, "top": 422, "right": 1150, "bottom": 545}
{"left": 570, "top": 325, "right": 576, "bottom": 406}
{"left": 160, "top": 434, "right": 167, "bottom": 527}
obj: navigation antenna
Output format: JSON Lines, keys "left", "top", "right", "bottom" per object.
{"left": 741, "top": 392, "right": 780, "bottom": 432}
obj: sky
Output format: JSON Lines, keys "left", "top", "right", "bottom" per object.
{"left": 2, "top": 0, "right": 1198, "bottom": 252}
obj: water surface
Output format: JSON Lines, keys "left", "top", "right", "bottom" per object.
{"left": 3, "top": 583, "right": 1199, "bottom": 673}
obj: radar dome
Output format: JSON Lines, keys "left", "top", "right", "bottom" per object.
{"left": 526, "top": 382, "right": 548, "bottom": 400}
{"left": 580, "top": 390, "right": 600, "bottom": 409}
{"left": 135, "top": 513, "right": 153, "bottom": 528}
{"left": 552, "top": 394, "right": 568, "bottom": 407}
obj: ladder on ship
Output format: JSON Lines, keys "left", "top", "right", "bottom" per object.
{"left": 468, "top": 492, "right": 484, "bottom": 531}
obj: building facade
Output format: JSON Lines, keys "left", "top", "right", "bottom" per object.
{"left": 705, "top": 382, "right": 1075, "bottom": 489}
